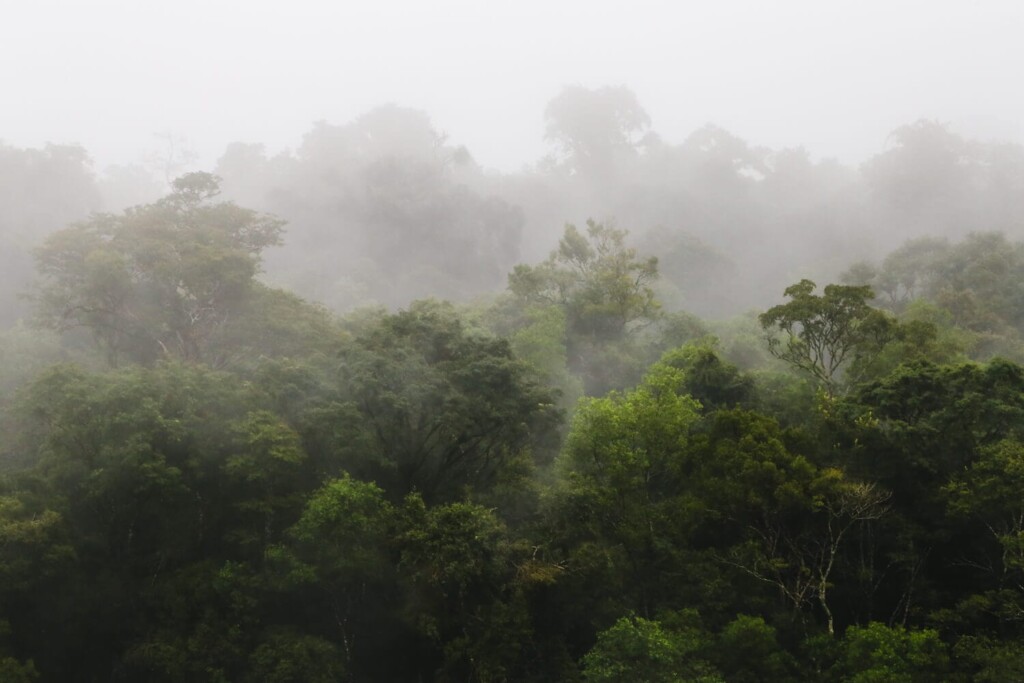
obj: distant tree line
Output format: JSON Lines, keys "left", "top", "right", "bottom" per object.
{"left": 9, "top": 87, "right": 1024, "bottom": 334}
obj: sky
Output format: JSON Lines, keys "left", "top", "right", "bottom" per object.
{"left": 2, "top": 0, "right": 1022, "bottom": 173}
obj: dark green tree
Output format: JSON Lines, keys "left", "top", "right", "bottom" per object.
{"left": 581, "top": 615, "right": 721, "bottom": 683}
{"left": 307, "top": 301, "right": 561, "bottom": 504}
{"left": 836, "top": 622, "right": 949, "bottom": 682}
{"left": 548, "top": 360, "right": 704, "bottom": 620}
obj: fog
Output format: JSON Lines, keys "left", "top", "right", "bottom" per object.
{"left": 7, "top": 5, "right": 1024, "bottom": 677}
{"left": 3, "top": 0, "right": 1022, "bottom": 172}
{"left": 2, "top": 0, "right": 1024, "bottom": 326}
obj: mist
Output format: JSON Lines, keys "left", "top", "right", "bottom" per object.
{"left": 3, "top": 0, "right": 1023, "bottom": 403}
{"left": 4, "top": 2, "right": 1022, "bottom": 320}
{"left": 6, "top": 4, "right": 1024, "bottom": 679}
{"left": 4, "top": 96, "right": 1024, "bottom": 327}
{"left": 3, "top": 0, "right": 1022, "bottom": 171}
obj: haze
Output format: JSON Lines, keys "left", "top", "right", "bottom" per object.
{"left": 8, "top": 2, "right": 1024, "bottom": 678}
{"left": 3, "top": 0, "right": 1022, "bottom": 172}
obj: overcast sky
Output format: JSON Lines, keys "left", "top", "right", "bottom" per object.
{"left": 2, "top": 0, "right": 1022, "bottom": 173}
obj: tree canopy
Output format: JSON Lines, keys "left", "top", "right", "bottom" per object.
{"left": 34, "top": 173, "right": 284, "bottom": 365}
{"left": 4, "top": 106, "right": 1024, "bottom": 680}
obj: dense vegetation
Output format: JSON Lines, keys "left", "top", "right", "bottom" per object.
{"left": 3, "top": 89, "right": 1024, "bottom": 681}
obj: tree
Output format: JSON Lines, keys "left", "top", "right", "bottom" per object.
{"left": 841, "top": 237, "right": 949, "bottom": 313}
{"left": 508, "top": 220, "right": 660, "bottom": 393}
{"left": 544, "top": 85, "right": 651, "bottom": 180}
{"left": 245, "top": 628, "right": 346, "bottom": 683}
{"left": 837, "top": 622, "right": 949, "bottom": 683}
{"left": 945, "top": 438, "right": 1024, "bottom": 624}
{"left": 223, "top": 411, "right": 309, "bottom": 560}
{"left": 0, "top": 494, "right": 75, "bottom": 681}
{"left": 698, "top": 410, "right": 890, "bottom": 634}
{"left": 855, "top": 359, "right": 1024, "bottom": 490}
{"left": 679, "top": 125, "right": 768, "bottom": 199}
{"left": 307, "top": 301, "right": 561, "bottom": 504}
{"left": 863, "top": 121, "right": 974, "bottom": 239}
{"left": 758, "top": 480, "right": 890, "bottom": 636}
{"left": 760, "top": 279, "right": 890, "bottom": 395}
{"left": 581, "top": 615, "right": 722, "bottom": 683}
{"left": 8, "top": 361, "right": 300, "bottom": 678}
{"left": 279, "top": 476, "right": 394, "bottom": 675}
{"left": 712, "top": 615, "right": 796, "bottom": 683}
{"left": 33, "top": 172, "right": 283, "bottom": 365}
{"left": 953, "top": 634, "right": 1024, "bottom": 682}
{"left": 638, "top": 228, "right": 738, "bottom": 318}
{"left": 657, "top": 341, "right": 755, "bottom": 412}
{"left": 215, "top": 106, "right": 524, "bottom": 312}
{"left": 510, "top": 221, "right": 659, "bottom": 339}
{"left": 844, "top": 359, "right": 1024, "bottom": 632}
{"left": 396, "top": 497, "right": 533, "bottom": 681}
{"left": 550, "top": 360, "right": 703, "bottom": 617}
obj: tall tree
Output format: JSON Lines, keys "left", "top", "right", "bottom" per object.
{"left": 544, "top": 85, "right": 651, "bottom": 180}
{"left": 33, "top": 173, "right": 283, "bottom": 365}
{"left": 760, "top": 279, "right": 890, "bottom": 395}
{"left": 307, "top": 301, "right": 561, "bottom": 504}
{"left": 510, "top": 221, "right": 659, "bottom": 340}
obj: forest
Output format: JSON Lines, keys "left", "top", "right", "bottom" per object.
{"left": 2, "top": 86, "right": 1024, "bottom": 681}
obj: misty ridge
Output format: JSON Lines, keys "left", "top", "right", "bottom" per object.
{"left": 4, "top": 85, "right": 1023, "bottom": 330}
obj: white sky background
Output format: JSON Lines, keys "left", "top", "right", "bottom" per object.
{"left": 1, "top": 0, "right": 1022, "bottom": 173}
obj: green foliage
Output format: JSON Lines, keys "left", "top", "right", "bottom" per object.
{"left": 946, "top": 438, "right": 1024, "bottom": 553}
{"left": 657, "top": 340, "right": 755, "bottom": 411}
{"left": 213, "top": 284, "right": 346, "bottom": 370}
{"left": 746, "top": 370, "right": 817, "bottom": 428}
{"left": 560, "top": 361, "right": 700, "bottom": 489}
{"left": 286, "top": 475, "right": 392, "bottom": 585}
{"left": 837, "top": 623, "right": 949, "bottom": 682}
{"left": 640, "top": 228, "right": 738, "bottom": 319}
{"left": 0, "top": 325, "right": 70, "bottom": 405}
{"left": 506, "top": 303, "right": 585, "bottom": 410}
{"left": 709, "top": 312, "right": 778, "bottom": 371}
{"left": 855, "top": 359, "right": 1024, "bottom": 490}
{"left": 846, "top": 232, "right": 1024, "bottom": 363}
{"left": 695, "top": 409, "right": 890, "bottom": 634}
{"left": 0, "top": 658, "right": 39, "bottom": 683}
{"left": 842, "top": 237, "right": 949, "bottom": 313}
{"left": 321, "top": 300, "right": 561, "bottom": 503}
{"left": 247, "top": 629, "right": 345, "bottom": 683}
{"left": 846, "top": 315, "right": 964, "bottom": 386}
{"left": 33, "top": 173, "right": 284, "bottom": 365}
{"left": 10, "top": 169, "right": 1024, "bottom": 681}
{"left": 944, "top": 438, "right": 1024, "bottom": 623}
{"left": 548, "top": 361, "right": 709, "bottom": 620}
{"left": 396, "top": 496, "right": 536, "bottom": 682}
{"left": 510, "top": 220, "right": 659, "bottom": 343}
{"left": 760, "top": 279, "right": 887, "bottom": 394}
{"left": 713, "top": 615, "right": 796, "bottom": 682}
{"left": 500, "top": 221, "right": 693, "bottom": 396}
{"left": 953, "top": 635, "right": 1024, "bottom": 682}
{"left": 581, "top": 615, "right": 722, "bottom": 683}
{"left": 0, "top": 497, "right": 75, "bottom": 591}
